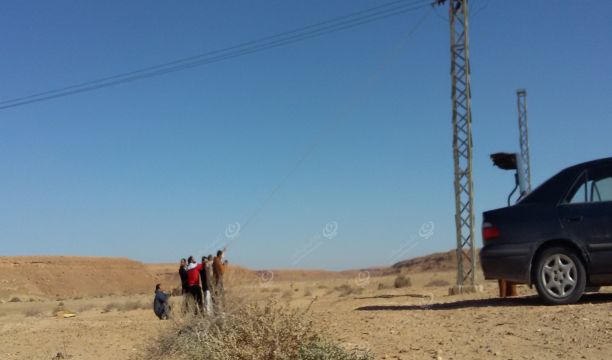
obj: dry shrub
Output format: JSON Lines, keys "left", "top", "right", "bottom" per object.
{"left": 393, "top": 275, "right": 411, "bottom": 289}
{"left": 102, "top": 302, "right": 118, "bottom": 313}
{"left": 123, "top": 300, "right": 149, "bottom": 311}
{"left": 9, "top": 297, "right": 21, "bottom": 303}
{"left": 171, "top": 287, "right": 182, "bottom": 296}
{"left": 425, "top": 279, "right": 450, "bottom": 287}
{"left": 334, "top": 284, "right": 363, "bottom": 297}
{"left": 140, "top": 299, "right": 372, "bottom": 360}
{"left": 52, "top": 302, "right": 65, "bottom": 315}
{"left": 377, "top": 282, "right": 390, "bottom": 290}
{"left": 23, "top": 308, "right": 42, "bottom": 317}
{"left": 77, "top": 303, "right": 96, "bottom": 312}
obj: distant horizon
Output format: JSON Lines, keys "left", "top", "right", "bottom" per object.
{"left": 0, "top": 246, "right": 458, "bottom": 272}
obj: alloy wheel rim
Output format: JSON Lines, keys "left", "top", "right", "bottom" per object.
{"left": 541, "top": 254, "right": 577, "bottom": 298}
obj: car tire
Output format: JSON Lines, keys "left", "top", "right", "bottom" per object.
{"left": 534, "top": 246, "right": 586, "bottom": 305}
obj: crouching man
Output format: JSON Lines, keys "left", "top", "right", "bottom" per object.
{"left": 153, "top": 283, "right": 171, "bottom": 320}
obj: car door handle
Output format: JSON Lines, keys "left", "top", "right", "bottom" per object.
{"left": 564, "top": 216, "right": 583, "bottom": 223}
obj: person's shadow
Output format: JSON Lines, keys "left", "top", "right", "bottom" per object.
{"left": 354, "top": 292, "right": 612, "bottom": 311}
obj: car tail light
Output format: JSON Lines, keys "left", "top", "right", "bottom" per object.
{"left": 482, "top": 222, "right": 500, "bottom": 241}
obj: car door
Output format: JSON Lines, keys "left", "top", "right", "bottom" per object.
{"left": 558, "top": 165, "right": 612, "bottom": 280}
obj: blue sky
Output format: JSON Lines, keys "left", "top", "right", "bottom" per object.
{"left": 0, "top": 0, "right": 610, "bottom": 270}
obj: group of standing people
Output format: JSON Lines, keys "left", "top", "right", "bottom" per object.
{"left": 179, "top": 249, "right": 227, "bottom": 314}
{"left": 151, "top": 249, "right": 228, "bottom": 320}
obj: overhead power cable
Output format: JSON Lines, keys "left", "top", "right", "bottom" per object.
{"left": 0, "top": 0, "right": 431, "bottom": 110}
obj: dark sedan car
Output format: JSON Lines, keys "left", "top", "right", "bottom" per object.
{"left": 481, "top": 157, "right": 612, "bottom": 304}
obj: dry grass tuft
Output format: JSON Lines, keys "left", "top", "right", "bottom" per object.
{"left": 9, "top": 297, "right": 21, "bottom": 303}
{"left": 102, "top": 300, "right": 149, "bottom": 313}
{"left": 425, "top": 279, "right": 450, "bottom": 287}
{"left": 23, "top": 308, "right": 42, "bottom": 317}
{"left": 393, "top": 275, "right": 412, "bottom": 289}
{"left": 52, "top": 302, "right": 66, "bottom": 315}
{"left": 77, "top": 303, "right": 96, "bottom": 312}
{"left": 140, "top": 298, "right": 372, "bottom": 360}
{"left": 261, "top": 287, "right": 281, "bottom": 293}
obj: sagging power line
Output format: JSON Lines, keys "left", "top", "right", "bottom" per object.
{"left": 0, "top": 0, "right": 431, "bottom": 111}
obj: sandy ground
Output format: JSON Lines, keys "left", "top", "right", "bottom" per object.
{"left": 0, "top": 295, "right": 163, "bottom": 360}
{"left": 1, "top": 271, "right": 612, "bottom": 360}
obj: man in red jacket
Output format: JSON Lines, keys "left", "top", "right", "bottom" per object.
{"left": 185, "top": 256, "right": 204, "bottom": 314}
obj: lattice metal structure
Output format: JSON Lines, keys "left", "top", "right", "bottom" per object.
{"left": 516, "top": 89, "right": 531, "bottom": 193}
{"left": 449, "top": 0, "right": 477, "bottom": 287}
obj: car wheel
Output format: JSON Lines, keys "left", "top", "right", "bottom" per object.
{"left": 534, "top": 247, "right": 586, "bottom": 305}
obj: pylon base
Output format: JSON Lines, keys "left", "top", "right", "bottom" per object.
{"left": 448, "top": 284, "right": 484, "bottom": 296}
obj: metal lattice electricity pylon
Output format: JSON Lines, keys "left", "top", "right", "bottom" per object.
{"left": 449, "top": 0, "right": 478, "bottom": 290}
{"left": 516, "top": 89, "right": 531, "bottom": 193}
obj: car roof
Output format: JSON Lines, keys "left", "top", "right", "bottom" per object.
{"left": 564, "top": 156, "right": 612, "bottom": 172}
{"left": 518, "top": 156, "right": 612, "bottom": 205}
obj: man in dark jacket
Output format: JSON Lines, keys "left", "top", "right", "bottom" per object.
{"left": 153, "top": 283, "right": 170, "bottom": 320}
{"left": 178, "top": 258, "right": 188, "bottom": 294}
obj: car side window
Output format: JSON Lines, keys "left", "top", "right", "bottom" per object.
{"left": 568, "top": 174, "right": 588, "bottom": 204}
{"left": 592, "top": 177, "right": 612, "bottom": 202}
{"left": 567, "top": 167, "right": 612, "bottom": 204}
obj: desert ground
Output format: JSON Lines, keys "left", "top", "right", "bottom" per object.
{"left": 1, "top": 253, "right": 612, "bottom": 360}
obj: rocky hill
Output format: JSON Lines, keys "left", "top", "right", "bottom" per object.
{"left": 0, "top": 256, "right": 156, "bottom": 300}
